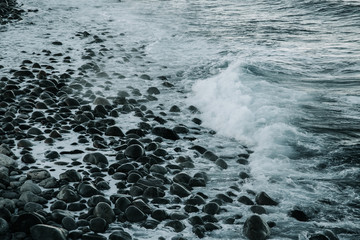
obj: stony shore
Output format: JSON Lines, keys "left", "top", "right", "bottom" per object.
{"left": 0, "top": 5, "right": 340, "bottom": 240}
{"left": 0, "top": 0, "right": 24, "bottom": 24}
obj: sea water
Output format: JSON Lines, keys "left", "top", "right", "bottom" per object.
{"left": 1, "top": 0, "right": 359, "bottom": 239}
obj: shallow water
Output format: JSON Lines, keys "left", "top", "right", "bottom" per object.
{"left": 1, "top": 0, "right": 360, "bottom": 239}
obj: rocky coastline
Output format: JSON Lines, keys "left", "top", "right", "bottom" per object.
{"left": 0, "top": 4, "right": 341, "bottom": 240}
{"left": 0, "top": 0, "right": 24, "bottom": 24}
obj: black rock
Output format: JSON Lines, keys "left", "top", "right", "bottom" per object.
{"left": 68, "top": 202, "right": 87, "bottom": 211}
{"left": 88, "top": 195, "right": 112, "bottom": 207}
{"left": 170, "top": 183, "right": 191, "bottom": 198}
{"left": 59, "top": 169, "right": 82, "bottom": 182}
{"left": 250, "top": 205, "right": 267, "bottom": 215}
{"left": 125, "top": 205, "right": 147, "bottom": 222}
{"left": 56, "top": 186, "right": 81, "bottom": 203}
{"left": 109, "top": 230, "right": 132, "bottom": 240}
{"left": 255, "top": 192, "right": 278, "bottom": 206}
{"left": 147, "top": 87, "right": 159, "bottom": 94}
{"left": 0, "top": 217, "right": 9, "bottom": 236}
{"left": 238, "top": 196, "right": 255, "bottom": 205}
{"left": 142, "top": 219, "right": 160, "bottom": 229}
{"left": 89, "top": 217, "right": 107, "bottom": 233}
{"left": 12, "top": 213, "right": 44, "bottom": 233}
{"left": 115, "top": 197, "right": 132, "bottom": 212}
{"left": 289, "top": 209, "right": 309, "bottom": 222}
{"left": 124, "top": 144, "right": 145, "bottom": 159}
{"left": 51, "top": 200, "right": 67, "bottom": 211}
{"left": 83, "top": 152, "right": 108, "bottom": 167}
{"left": 243, "top": 215, "right": 270, "bottom": 240}
{"left": 193, "top": 225, "right": 206, "bottom": 238}
{"left": 24, "top": 202, "right": 43, "bottom": 212}
{"left": 151, "top": 209, "right": 168, "bottom": 221}
{"left": 62, "top": 216, "right": 77, "bottom": 231}
{"left": 27, "top": 169, "right": 51, "bottom": 181}
{"left": 173, "top": 172, "right": 191, "bottom": 185}
{"left": 203, "top": 151, "right": 218, "bottom": 162}
{"left": 215, "top": 158, "right": 228, "bottom": 169}
{"left": 152, "top": 127, "right": 180, "bottom": 140}
{"left": 30, "top": 224, "right": 68, "bottom": 240}
{"left": 93, "top": 202, "right": 115, "bottom": 224}
{"left": 105, "top": 126, "right": 124, "bottom": 137}
{"left": 202, "top": 202, "right": 220, "bottom": 215}
{"left": 81, "top": 233, "right": 107, "bottom": 240}
{"left": 165, "top": 220, "right": 186, "bottom": 232}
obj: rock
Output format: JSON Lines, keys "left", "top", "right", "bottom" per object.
{"left": 143, "top": 186, "right": 165, "bottom": 198}
{"left": 88, "top": 195, "right": 112, "bottom": 207}
{"left": 68, "top": 202, "right": 87, "bottom": 211}
{"left": 51, "top": 200, "right": 67, "bottom": 211}
{"left": 115, "top": 197, "right": 132, "bottom": 212}
{"left": 93, "top": 97, "right": 111, "bottom": 106}
{"left": 45, "top": 151, "right": 60, "bottom": 159}
{"left": 193, "top": 225, "right": 206, "bottom": 238}
{"left": 170, "top": 183, "right": 191, "bottom": 198}
{"left": 62, "top": 216, "right": 77, "bottom": 231}
{"left": 30, "top": 224, "right": 68, "bottom": 240}
{"left": 21, "top": 153, "right": 36, "bottom": 164}
{"left": 13, "top": 213, "right": 44, "bottom": 233}
{"left": 250, "top": 206, "right": 266, "bottom": 215}
{"left": 89, "top": 217, "right": 107, "bottom": 233}
{"left": 27, "top": 169, "right": 51, "bottom": 181}
{"left": 173, "top": 172, "right": 191, "bottom": 185}
{"left": 93, "top": 202, "right": 115, "bottom": 224}
{"left": 165, "top": 220, "right": 186, "bottom": 232}
{"left": 109, "top": 230, "right": 132, "bottom": 240}
{"left": 238, "top": 196, "right": 255, "bottom": 205}
{"left": 56, "top": 186, "right": 81, "bottom": 203}
{"left": 0, "top": 153, "right": 17, "bottom": 168}
{"left": 151, "top": 209, "right": 168, "bottom": 221}
{"left": 105, "top": 126, "right": 124, "bottom": 137}
{"left": 19, "top": 191, "right": 47, "bottom": 204}
{"left": 149, "top": 164, "right": 168, "bottom": 174}
{"left": 20, "top": 180, "right": 42, "bottom": 194}
{"left": 255, "top": 192, "right": 278, "bottom": 206}
{"left": 83, "top": 152, "right": 108, "bottom": 167}
{"left": 59, "top": 169, "right": 82, "bottom": 182}
{"left": 215, "top": 158, "right": 228, "bottom": 169}
{"left": 124, "top": 144, "right": 145, "bottom": 159}
{"left": 202, "top": 202, "right": 220, "bottom": 215}
{"left": 203, "top": 151, "right": 218, "bottom": 162}
{"left": 0, "top": 217, "right": 9, "bottom": 235}
{"left": 39, "top": 177, "right": 58, "bottom": 188}
{"left": 125, "top": 205, "right": 147, "bottom": 222}
{"left": 13, "top": 70, "right": 35, "bottom": 78}
{"left": 82, "top": 233, "right": 107, "bottom": 240}
{"left": 77, "top": 182, "right": 101, "bottom": 197}
{"left": 243, "top": 215, "right": 270, "bottom": 240}
{"left": 289, "top": 209, "right": 309, "bottom": 222}
{"left": 152, "top": 127, "right": 180, "bottom": 140}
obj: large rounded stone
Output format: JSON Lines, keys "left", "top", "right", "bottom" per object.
{"left": 27, "top": 169, "right": 51, "bottom": 181}
{"left": 93, "top": 97, "right": 111, "bottom": 106}
{"left": 56, "top": 186, "right": 81, "bottom": 203}
{"left": 30, "top": 224, "right": 68, "bottom": 240}
{"left": 165, "top": 220, "right": 186, "bottom": 232}
{"left": 13, "top": 213, "right": 44, "bottom": 233}
{"left": 77, "top": 182, "right": 101, "bottom": 197}
{"left": 0, "top": 153, "right": 17, "bottom": 168}
{"left": 152, "top": 127, "right": 180, "bottom": 140}
{"left": 105, "top": 126, "right": 124, "bottom": 137}
{"left": 0, "top": 217, "right": 9, "bottom": 235}
{"left": 20, "top": 180, "right": 42, "bottom": 194}
{"left": 124, "top": 144, "right": 145, "bottom": 159}
{"left": 93, "top": 202, "right": 115, "bottom": 224}
{"left": 170, "top": 183, "right": 191, "bottom": 198}
{"left": 125, "top": 205, "right": 147, "bottom": 222}
{"left": 243, "top": 215, "right": 270, "bottom": 240}
{"left": 255, "top": 192, "right": 278, "bottom": 206}
{"left": 202, "top": 202, "right": 220, "bottom": 215}
{"left": 89, "top": 217, "right": 107, "bottom": 233}
{"left": 59, "top": 169, "right": 82, "bottom": 182}
{"left": 62, "top": 216, "right": 77, "bottom": 231}
{"left": 19, "top": 191, "right": 47, "bottom": 204}
{"left": 83, "top": 152, "right": 108, "bottom": 167}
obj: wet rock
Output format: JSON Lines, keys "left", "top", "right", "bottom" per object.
{"left": 93, "top": 202, "right": 115, "bottom": 224}
{"left": 250, "top": 205, "right": 267, "bottom": 215}
{"left": 57, "top": 186, "right": 81, "bottom": 203}
{"left": 59, "top": 169, "right": 82, "bottom": 182}
{"left": 51, "top": 200, "right": 67, "bottom": 211}
{"left": 243, "top": 215, "right": 271, "bottom": 240}
{"left": 152, "top": 127, "right": 180, "bottom": 140}
{"left": 165, "top": 220, "right": 186, "bottom": 232}
{"left": 170, "top": 105, "right": 181, "bottom": 112}
{"left": 109, "top": 230, "right": 132, "bottom": 240}
{"left": 310, "top": 230, "right": 339, "bottom": 240}
{"left": 0, "top": 153, "right": 17, "bottom": 168}
{"left": 13, "top": 70, "right": 35, "bottom": 78}
{"left": 27, "top": 169, "right": 51, "bottom": 181}
{"left": 193, "top": 225, "right": 206, "bottom": 238}
{"left": 215, "top": 158, "right": 228, "bottom": 169}
{"left": 0, "top": 217, "right": 9, "bottom": 235}
{"left": 39, "top": 177, "right": 58, "bottom": 188}
{"left": 115, "top": 197, "right": 132, "bottom": 212}
{"left": 20, "top": 180, "right": 42, "bottom": 194}
{"left": 143, "top": 186, "right": 165, "bottom": 198}
{"left": 203, "top": 151, "right": 218, "bottom": 162}
{"left": 255, "top": 192, "right": 278, "bottom": 206}
{"left": 125, "top": 205, "right": 147, "bottom": 222}
{"left": 82, "top": 233, "right": 107, "bottom": 240}
{"left": 89, "top": 217, "right": 107, "bottom": 233}
{"left": 93, "top": 97, "right": 111, "bottom": 106}
{"left": 203, "top": 202, "right": 220, "bottom": 215}
{"left": 83, "top": 152, "right": 108, "bottom": 167}
{"left": 30, "top": 224, "right": 68, "bottom": 240}
{"left": 20, "top": 191, "right": 47, "bottom": 204}
{"left": 45, "top": 150, "right": 60, "bottom": 159}
{"left": 68, "top": 202, "right": 87, "bottom": 211}
{"left": 124, "top": 144, "right": 145, "bottom": 159}
{"left": 17, "top": 139, "right": 34, "bottom": 148}
{"left": 105, "top": 126, "right": 124, "bottom": 137}
{"left": 238, "top": 196, "right": 255, "bottom": 205}
{"left": 12, "top": 213, "right": 44, "bottom": 233}
{"left": 77, "top": 182, "right": 102, "bottom": 197}
{"left": 289, "top": 209, "right": 309, "bottom": 222}
{"left": 151, "top": 209, "right": 168, "bottom": 221}
{"left": 216, "top": 193, "right": 233, "bottom": 203}
{"left": 142, "top": 219, "right": 160, "bottom": 229}
{"left": 21, "top": 153, "right": 36, "bottom": 163}
{"left": 170, "top": 183, "right": 191, "bottom": 198}
{"left": 173, "top": 172, "right": 192, "bottom": 185}
{"left": 88, "top": 195, "right": 112, "bottom": 207}
{"left": 149, "top": 164, "right": 167, "bottom": 174}
{"left": 147, "top": 87, "right": 159, "bottom": 95}
{"left": 62, "top": 216, "right": 77, "bottom": 231}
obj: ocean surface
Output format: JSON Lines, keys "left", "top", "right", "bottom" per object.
{"left": 1, "top": 0, "right": 359, "bottom": 239}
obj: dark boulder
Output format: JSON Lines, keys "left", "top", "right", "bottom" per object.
{"left": 93, "top": 202, "right": 115, "bottom": 224}
{"left": 125, "top": 205, "right": 147, "bottom": 222}
{"left": 30, "top": 224, "right": 68, "bottom": 240}
{"left": 152, "top": 127, "right": 180, "bottom": 140}
{"left": 243, "top": 215, "right": 270, "bottom": 240}
{"left": 255, "top": 192, "right": 278, "bottom": 206}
